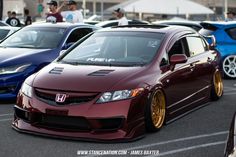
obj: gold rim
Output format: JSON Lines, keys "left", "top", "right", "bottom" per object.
{"left": 214, "top": 71, "right": 223, "bottom": 97}
{"left": 151, "top": 90, "right": 166, "bottom": 129}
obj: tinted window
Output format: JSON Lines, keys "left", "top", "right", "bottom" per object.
{"left": 186, "top": 37, "right": 205, "bottom": 56}
{"left": 225, "top": 27, "right": 236, "bottom": 40}
{"left": 0, "top": 29, "right": 10, "bottom": 40}
{"left": 66, "top": 28, "right": 93, "bottom": 44}
{"left": 168, "top": 38, "right": 190, "bottom": 58}
{"left": 0, "top": 27, "right": 66, "bottom": 49}
{"left": 60, "top": 31, "right": 164, "bottom": 67}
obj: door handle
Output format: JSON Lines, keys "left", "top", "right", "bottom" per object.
{"left": 207, "top": 57, "right": 212, "bottom": 62}
{"left": 190, "top": 63, "right": 195, "bottom": 71}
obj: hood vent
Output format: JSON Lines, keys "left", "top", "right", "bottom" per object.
{"left": 49, "top": 67, "right": 64, "bottom": 74}
{"left": 88, "top": 70, "right": 114, "bottom": 76}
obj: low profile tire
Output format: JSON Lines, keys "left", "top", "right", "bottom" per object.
{"left": 210, "top": 70, "right": 223, "bottom": 101}
{"left": 222, "top": 55, "right": 236, "bottom": 78}
{"left": 145, "top": 89, "right": 166, "bottom": 132}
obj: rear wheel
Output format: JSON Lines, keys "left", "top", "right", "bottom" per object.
{"left": 211, "top": 70, "right": 223, "bottom": 100}
{"left": 145, "top": 89, "right": 166, "bottom": 132}
{"left": 222, "top": 55, "right": 236, "bottom": 78}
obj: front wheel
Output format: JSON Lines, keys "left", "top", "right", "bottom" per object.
{"left": 145, "top": 89, "right": 166, "bottom": 132}
{"left": 222, "top": 55, "right": 236, "bottom": 78}
{"left": 210, "top": 70, "right": 223, "bottom": 100}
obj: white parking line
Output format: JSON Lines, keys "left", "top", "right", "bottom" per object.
{"left": 0, "top": 113, "right": 13, "bottom": 117}
{"left": 147, "top": 141, "right": 226, "bottom": 157}
{"left": 0, "top": 118, "right": 12, "bottom": 122}
{"left": 224, "top": 92, "right": 236, "bottom": 95}
{"left": 83, "top": 131, "right": 228, "bottom": 157}
{"left": 224, "top": 86, "right": 236, "bottom": 92}
{"left": 124, "top": 131, "right": 228, "bottom": 151}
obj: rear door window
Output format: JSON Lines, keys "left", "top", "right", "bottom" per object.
{"left": 225, "top": 27, "right": 236, "bottom": 40}
{"left": 186, "top": 36, "right": 206, "bottom": 56}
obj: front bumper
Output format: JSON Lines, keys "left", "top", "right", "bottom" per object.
{"left": 12, "top": 91, "right": 147, "bottom": 141}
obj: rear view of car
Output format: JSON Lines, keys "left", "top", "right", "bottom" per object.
{"left": 199, "top": 21, "right": 236, "bottom": 78}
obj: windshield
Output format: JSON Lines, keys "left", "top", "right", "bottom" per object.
{"left": 60, "top": 31, "right": 164, "bottom": 67}
{"left": 0, "top": 27, "right": 66, "bottom": 49}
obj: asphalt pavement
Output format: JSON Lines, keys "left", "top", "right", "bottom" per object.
{"left": 0, "top": 79, "right": 235, "bottom": 157}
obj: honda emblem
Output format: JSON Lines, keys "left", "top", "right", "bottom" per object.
{"left": 55, "top": 94, "right": 67, "bottom": 103}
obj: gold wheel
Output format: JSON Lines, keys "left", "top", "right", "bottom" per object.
{"left": 213, "top": 71, "right": 223, "bottom": 97}
{"left": 151, "top": 90, "right": 166, "bottom": 129}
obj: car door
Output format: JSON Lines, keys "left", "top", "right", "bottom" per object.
{"left": 185, "top": 35, "right": 215, "bottom": 100}
{"left": 161, "top": 35, "right": 196, "bottom": 118}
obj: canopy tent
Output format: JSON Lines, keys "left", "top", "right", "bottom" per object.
{"left": 106, "top": 0, "right": 214, "bottom": 15}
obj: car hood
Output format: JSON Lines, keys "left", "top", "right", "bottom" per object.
{"left": 0, "top": 47, "right": 50, "bottom": 63}
{"left": 32, "top": 63, "right": 146, "bottom": 92}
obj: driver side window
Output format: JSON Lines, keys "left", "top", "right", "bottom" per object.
{"left": 168, "top": 38, "right": 189, "bottom": 60}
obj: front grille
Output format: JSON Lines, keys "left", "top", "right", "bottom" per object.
{"left": 34, "top": 88, "right": 99, "bottom": 105}
{"left": 0, "top": 85, "right": 16, "bottom": 94}
{"left": 40, "top": 115, "right": 91, "bottom": 131}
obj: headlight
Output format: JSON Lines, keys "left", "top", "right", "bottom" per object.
{"left": 21, "top": 82, "right": 33, "bottom": 98}
{"left": 0, "top": 64, "right": 31, "bottom": 75}
{"left": 97, "top": 88, "right": 144, "bottom": 103}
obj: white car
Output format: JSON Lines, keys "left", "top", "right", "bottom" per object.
{"left": 0, "top": 26, "right": 20, "bottom": 41}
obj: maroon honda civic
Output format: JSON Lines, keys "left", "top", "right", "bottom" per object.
{"left": 12, "top": 25, "right": 223, "bottom": 141}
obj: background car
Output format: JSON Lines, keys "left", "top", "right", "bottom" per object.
{"left": 225, "top": 112, "right": 236, "bottom": 157}
{"left": 154, "top": 20, "right": 202, "bottom": 31}
{"left": 0, "top": 22, "right": 99, "bottom": 100}
{"left": 13, "top": 25, "right": 223, "bottom": 141}
{"left": 199, "top": 21, "right": 236, "bottom": 78}
{"left": 95, "top": 19, "right": 149, "bottom": 27}
{"left": 0, "top": 26, "right": 20, "bottom": 41}
{"left": 0, "top": 21, "right": 10, "bottom": 26}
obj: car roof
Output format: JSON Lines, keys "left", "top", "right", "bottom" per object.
{"left": 96, "top": 24, "right": 196, "bottom": 34}
{"left": 95, "top": 20, "right": 149, "bottom": 27}
{"left": 29, "top": 22, "right": 98, "bottom": 29}
{"left": 0, "top": 26, "right": 20, "bottom": 30}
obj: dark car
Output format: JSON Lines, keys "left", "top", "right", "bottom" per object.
{"left": 12, "top": 25, "right": 223, "bottom": 141}
{"left": 95, "top": 19, "right": 149, "bottom": 28}
{"left": 155, "top": 21, "right": 202, "bottom": 31}
{"left": 0, "top": 23, "right": 99, "bottom": 100}
{"left": 199, "top": 21, "right": 236, "bottom": 78}
{"left": 225, "top": 112, "right": 236, "bottom": 157}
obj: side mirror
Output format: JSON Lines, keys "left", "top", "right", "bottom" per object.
{"left": 170, "top": 54, "right": 188, "bottom": 65}
{"left": 62, "top": 42, "right": 75, "bottom": 50}
{"left": 170, "top": 54, "right": 188, "bottom": 71}
{"left": 59, "top": 50, "right": 66, "bottom": 56}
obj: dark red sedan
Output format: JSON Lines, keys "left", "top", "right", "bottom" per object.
{"left": 12, "top": 25, "right": 223, "bottom": 141}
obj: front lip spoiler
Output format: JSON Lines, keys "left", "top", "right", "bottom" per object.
{"left": 11, "top": 124, "right": 144, "bottom": 143}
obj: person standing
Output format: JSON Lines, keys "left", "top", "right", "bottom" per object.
{"left": 226, "top": 11, "right": 236, "bottom": 21}
{"left": 37, "top": 0, "right": 44, "bottom": 17}
{"left": 24, "top": 9, "right": 32, "bottom": 26}
{"left": 60, "top": 0, "right": 84, "bottom": 23}
{"left": 6, "top": 11, "right": 21, "bottom": 27}
{"left": 5, "top": 11, "right": 11, "bottom": 22}
{"left": 114, "top": 8, "right": 128, "bottom": 26}
{"left": 46, "top": 0, "right": 63, "bottom": 23}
